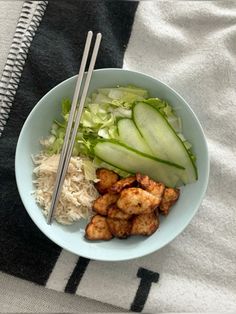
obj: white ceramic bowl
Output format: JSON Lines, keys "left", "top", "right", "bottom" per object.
{"left": 15, "top": 68, "right": 209, "bottom": 261}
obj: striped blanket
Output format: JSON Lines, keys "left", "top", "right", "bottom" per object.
{"left": 0, "top": 1, "right": 235, "bottom": 312}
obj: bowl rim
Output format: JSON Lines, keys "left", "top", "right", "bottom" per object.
{"left": 15, "top": 68, "right": 210, "bottom": 261}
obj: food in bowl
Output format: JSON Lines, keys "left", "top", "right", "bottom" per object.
{"left": 33, "top": 154, "right": 98, "bottom": 224}
{"left": 85, "top": 170, "right": 180, "bottom": 241}
{"left": 15, "top": 68, "right": 209, "bottom": 260}
{"left": 32, "top": 84, "right": 197, "bottom": 238}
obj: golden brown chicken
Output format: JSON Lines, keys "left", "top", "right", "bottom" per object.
{"left": 131, "top": 212, "right": 159, "bottom": 236}
{"left": 106, "top": 218, "right": 132, "bottom": 239}
{"left": 95, "top": 168, "right": 119, "bottom": 194}
{"left": 159, "top": 187, "right": 180, "bottom": 215}
{"left": 136, "top": 173, "right": 165, "bottom": 204}
{"left": 93, "top": 193, "right": 119, "bottom": 216}
{"left": 85, "top": 215, "right": 113, "bottom": 240}
{"left": 117, "top": 187, "right": 160, "bottom": 215}
{"left": 86, "top": 169, "right": 181, "bottom": 242}
{"left": 107, "top": 205, "right": 132, "bottom": 220}
{"left": 109, "top": 176, "right": 137, "bottom": 194}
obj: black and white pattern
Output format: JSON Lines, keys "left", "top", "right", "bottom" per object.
{"left": 45, "top": 249, "right": 159, "bottom": 312}
{"left": 1, "top": 1, "right": 236, "bottom": 312}
{"left": 0, "top": 1, "right": 47, "bottom": 136}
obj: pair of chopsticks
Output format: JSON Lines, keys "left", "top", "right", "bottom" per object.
{"left": 47, "top": 31, "right": 102, "bottom": 224}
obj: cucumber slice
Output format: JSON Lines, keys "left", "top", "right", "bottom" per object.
{"left": 93, "top": 157, "right": 131, "bottom": 178}
{"left": 117, "top": 118, "right": 152, "bottom": 155}
{"left": 94, "top": 140, "right": 185, "bottom": 187}
{"left": 133, "top": 102, "right": 197, "bottom": 184}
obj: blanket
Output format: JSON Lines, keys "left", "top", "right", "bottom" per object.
{"left": 0, "top": 1, "right": 235, "bottom": 312}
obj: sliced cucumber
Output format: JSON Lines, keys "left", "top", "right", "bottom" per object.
{"left": 93, "top": 157, "right": 131, "bottom": 178}
{"left": 94, "top": 140, "right": 185, "bottom": 187}
{"left": 117, "top": 118, "right": 152, "bottom": 155}
{"left": 133, "top": 102, "right": 197, "bottom": 184}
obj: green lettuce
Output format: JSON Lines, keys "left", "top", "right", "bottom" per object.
{"left": 42, "top": 86, "right": 196, "bottom": 176}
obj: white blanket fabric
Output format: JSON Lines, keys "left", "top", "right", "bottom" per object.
{"left": 46, "top": 2, "right": 236, "bottom": 312}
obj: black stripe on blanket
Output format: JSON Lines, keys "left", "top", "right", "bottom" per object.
{"left": 0, "top": 1, "right": 138, "bottom": 285}
{"left": 65, "top": 257, "right": 90, "bottom": 294}
{"left": 131, "top": 267, "right": 160, "bottom": 312}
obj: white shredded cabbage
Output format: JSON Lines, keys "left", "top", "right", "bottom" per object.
{"left": 32, "top": 153, "right": 99, "bottom": 225}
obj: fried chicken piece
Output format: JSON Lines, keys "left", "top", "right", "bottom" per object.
{"left": 136, "top": 173, "right": 165, "bottom": 206}
{"left": 107, "top": 205, "right": 132, "bottom": 220}
{"left": 85, "top": 215, "right": 113, "bottom": 241}
{"left": 131, "top": 212, "right": 159, "bottom": 236}
{"left": 109, "top": 176, "right": 137, "bottom": 194}
{"left": 106, "top": 218, "right": 132, "bottom": 239}
{"left": 95, "top": 168, "right": 119, "bottom": 194}
{"left": 159, "top": 187, "right": 180, "bottom": 215}
{"left": 117, "top": 188, "right": 160, "bottom": 215}
{"left": 93, "top": 193, "right": 119, "bottom": 216}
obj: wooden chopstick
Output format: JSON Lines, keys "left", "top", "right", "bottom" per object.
{"left": 47, "top": 31, "right": 102, "bottom": 224}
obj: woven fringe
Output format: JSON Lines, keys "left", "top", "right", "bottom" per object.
{"left": 0, "top": 0, "right": 48, "bottom": 137}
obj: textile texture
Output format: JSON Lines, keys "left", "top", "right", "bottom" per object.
{"left": 0, "top": 1, "right": 235, "bottom": 312}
